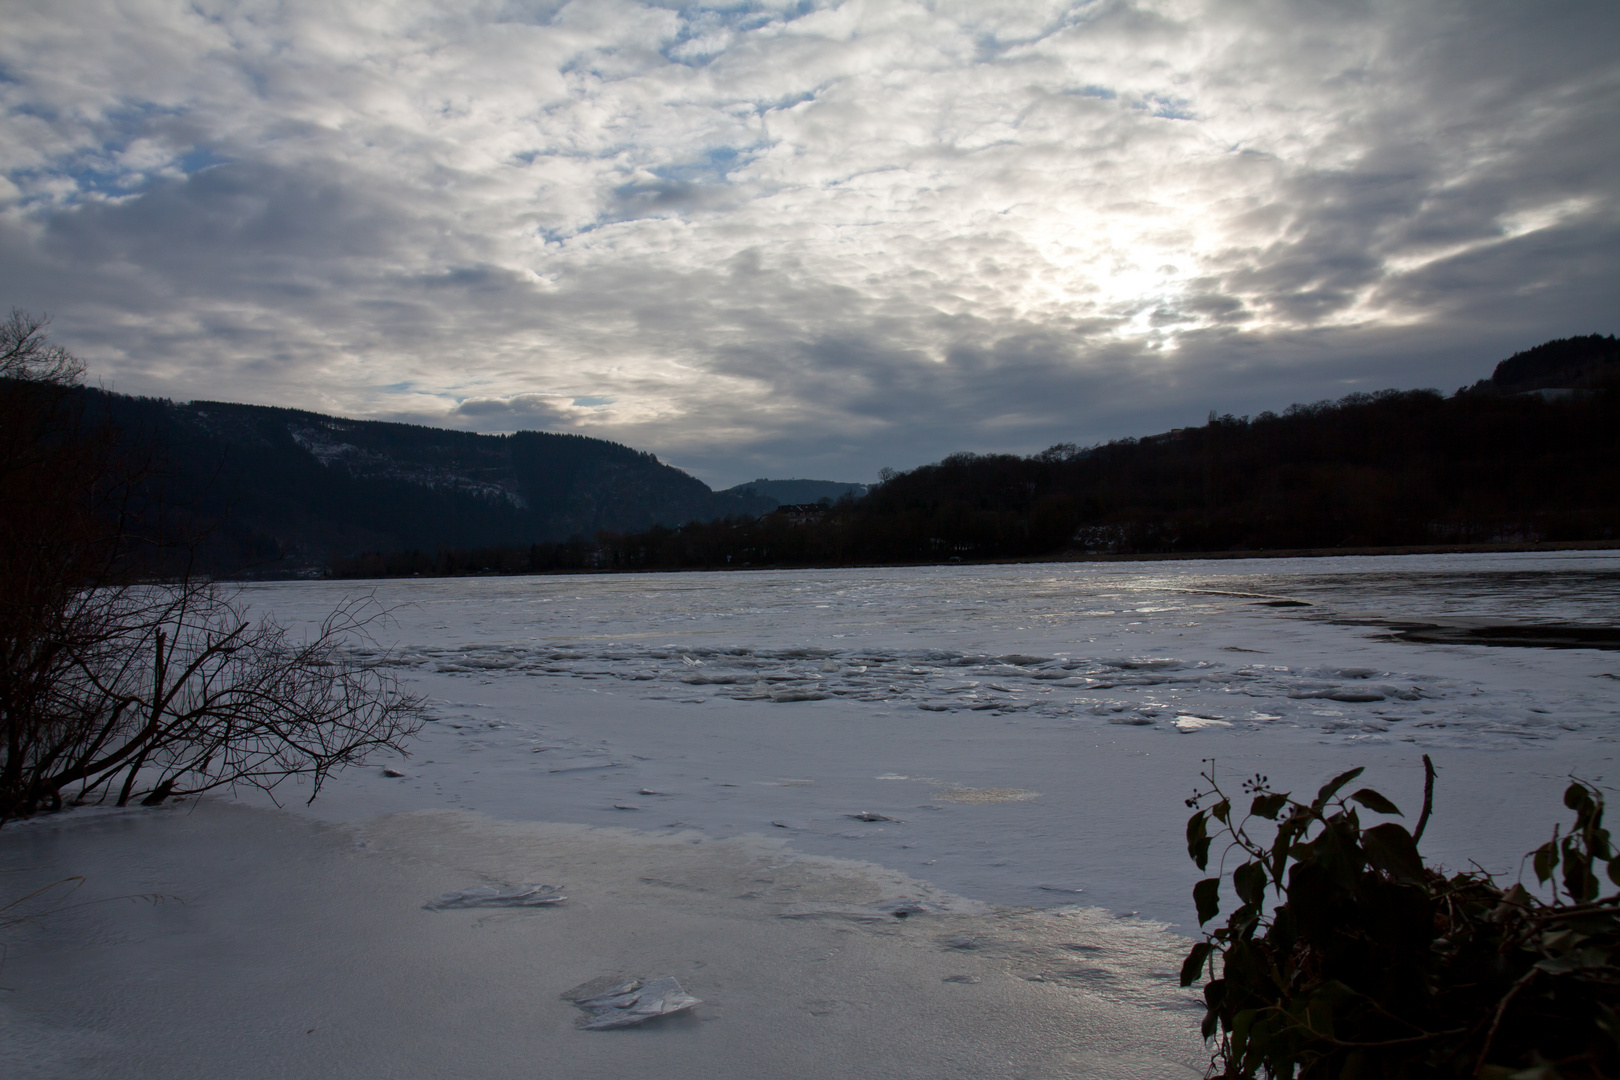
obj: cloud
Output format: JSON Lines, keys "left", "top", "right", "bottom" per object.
{"left": 450, "top": 393, "right": 574, "bottom": 429}
{"left": 1, "top": 0, "right": 1615, "bottom": 486}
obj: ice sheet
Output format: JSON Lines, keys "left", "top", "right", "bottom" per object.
{"left": 0, "top": 803, "right": 1204, "bottom": 1079}
{"left": 227, "top": 552, "right": 1618, "bottom": 927}
{"left": 6, "top": 552, "right": 1616, "bottom": 1078}
{"left": 247, "top": 551, "right": 1620, "bottom": 748}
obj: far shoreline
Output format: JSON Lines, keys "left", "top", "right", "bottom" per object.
{"left": 306, "top": 538, "right": 1620, "bottom": 584}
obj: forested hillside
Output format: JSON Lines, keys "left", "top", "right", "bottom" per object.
{"left": 336, "top": 335, "right": 1618, "bottom": 576}
{"left": 718, "top": 478, "right": 869, "bottom": 505}
{"left": 77, "top": 390, "right": 770, "bottom": 574}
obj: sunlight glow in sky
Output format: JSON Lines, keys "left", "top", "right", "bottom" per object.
{"left": 2, "top": 0, "right": 1616, "bottom": 485}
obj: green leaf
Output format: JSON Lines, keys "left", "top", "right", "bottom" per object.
{"left": 1536, "top": 946, "right": 1610, "bottom": 975}
{"left": 1204, "top": 977, "right": 1227, "bottom": 1016}
{"left": 1314, "top": 767, "right": 1364, "bottom": 809}
{"left": 1608, "top": 854, "right": 1620, "bottom": 888}
{"left": 1231, "top": 1008, "right": 1254, "bottom": 1062}
{"left": 1349, "top": 788, "right": 1403, "bottom": 816}
{"left": 1563, "top": 843, "right": 1597, "bottom": 903}
{"left": 1493, "top": 882, "right": 1531, "bottom": 920}
{"left": 1234, "top": 860, "right": 1268, "bottom": 906}
{"left": 1363, "top": 823, "right": 1426, "bottom": 882}
{"left": 1539, "top": 928, "right": 1577, "bottom": 952}
{"left": 1533, "top": 839, "right": 1559, "bottom": 885}
{"left": 1250, "top": 792, "right": 1288, "bottom": 820}
{"left": 1180, "top": 941, "right": 1213, "bottom": 986}
{"left": 1567, "top": 781, "right": 1594, "bottom": 814}
{"left": 1187, "top": 811, "right": 1208, "bottom": 866}
{"left": 1310, "top": 820, "right": 1360, "bottom": 888}
{"left": 1212, "top": 798, "right": 1231, "bottom": 825}
{"left": 1194, "top": 876, "right": 1222, "bottom": 925}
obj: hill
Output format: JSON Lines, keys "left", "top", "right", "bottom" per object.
{"left": 718, "top": 478, "right": 869, "bottom": 506}
{"left": 373, "top": 335, "right": 1616, "bottom": 575}
{"left": 1471, "top": 333, "right": 1619, "bottom": 394}
{"left": 97, "top": 333, "right": 1615, "bottom": 578}
{"left": 78, "top": 390, "right": 771, "bottom": 575}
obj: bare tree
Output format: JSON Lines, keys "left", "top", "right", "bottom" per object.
{"left": 0, "top": 311, "right": 423, "bottom": 825}
{"left": 0, "top": 308, "right": 83, "bottom": 386}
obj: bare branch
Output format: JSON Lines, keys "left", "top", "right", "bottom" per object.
{"left": 1, "top": 313, "right": 422, "bottom": 823}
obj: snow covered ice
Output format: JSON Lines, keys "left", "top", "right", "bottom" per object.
{"left": 284, "top": 550, "right": 1618, "bottom": 752}
{"left": 258, "top": 550, "right": 1620, "bottom": 924}
{"left": 4, "top": 550, "right": 1617, "bottom": 1078}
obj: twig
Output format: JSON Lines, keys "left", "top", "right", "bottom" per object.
{"left": 0, "top": 876, "right": 85, "bottom": 925}
{"left": 1414, "top": 753, "right": 1436, "bottom": 844}
{"left": 1313, "top": 1027, "right": 1469, "bottom": 1049}
{"left": 1474, "top": 967, "right": 1538, "bottom": 1077}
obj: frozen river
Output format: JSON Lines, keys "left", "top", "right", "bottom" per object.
{"left": 252, "top": 549, "right": 1620, "bottom": 924}
{"left": 4, "top": 550, "right": 1617, "bottom": 1079}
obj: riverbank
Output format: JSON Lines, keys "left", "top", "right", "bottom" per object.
{"left": 318, "top": 537, "right": 1620, "bottom": 583}
{"left": 7, "top": 551, "right": 1614, "bottom": 1078}
{"left": 1, "top": 802, "right": 1205, "bottom": 1079}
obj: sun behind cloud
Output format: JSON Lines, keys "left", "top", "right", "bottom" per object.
{"left": 1, "top": 0, "right": 1615, "bottom": 485}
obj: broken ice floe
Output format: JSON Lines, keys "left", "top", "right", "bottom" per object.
{"left": 423, "top": 884, "right": 565, "bottom": 910}
{"left": 564, "top": 977, "right": 702, "bottom": 1029}
{"left": 933, "top": 787, "right": 1039, "bottom": 804}
{"left": 1173, "top": 716, "right": 1232, "bottom": 733}
{"left": 381, "top": 593, "right": 1605, "bottom": 745}
{"left": 770, "top": 688, "right": 830, "bottom": 702}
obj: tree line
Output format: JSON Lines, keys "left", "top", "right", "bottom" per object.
{"left": 334, "top": 382, "right": 1620, "bottom": 577}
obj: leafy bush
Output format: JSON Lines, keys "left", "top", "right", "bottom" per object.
{"left": 1182, "top": 758, "right": 1620, "bottom": 1079}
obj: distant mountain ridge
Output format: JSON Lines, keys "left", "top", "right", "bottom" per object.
{"left": 80, "top": 333, "right": 1619, "bottom": 578}
{"left": 718, "top": 478, "right": 869, "bottom": 506}
{"left": 79, "top": 390, "right": 774, "bottom": 574}
{"left": 329, "top": 333, "right": 1620, "bottom": 577}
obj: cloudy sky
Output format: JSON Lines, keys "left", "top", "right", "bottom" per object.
{"left": 3, "top": 1, "right": 1616, "bottom": 487}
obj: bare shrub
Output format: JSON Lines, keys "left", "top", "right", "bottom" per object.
{"left": 0, "top": 311, "right": 423, "bottom": 825}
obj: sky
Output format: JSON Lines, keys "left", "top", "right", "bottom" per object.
{"left": 2, "top": 1, "right": 1616, "bottom": 489}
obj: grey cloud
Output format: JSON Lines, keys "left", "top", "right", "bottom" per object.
{"left": 449, "top": 393, "right": 572, "bottom": 428}
{"left": 42, "top": 164, "right": 399, "bottom": 265}
{"left": 0, "top": 0, "right": 1615, "bottom": 489}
